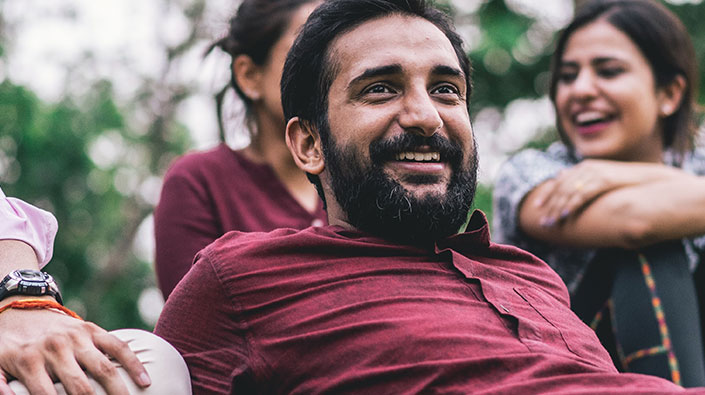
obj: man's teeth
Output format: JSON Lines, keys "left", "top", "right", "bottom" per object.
{"left": 394, "top": 152, "right": 440, "bottom": 162}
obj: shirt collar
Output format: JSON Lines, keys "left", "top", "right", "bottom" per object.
{"left": 435, "top": 210, "right": 491, "bottom": 253}
{"left": 321, "top": 210, "right": 491, "bottom": 252}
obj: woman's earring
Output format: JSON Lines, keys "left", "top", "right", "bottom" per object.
{"left": 660, "top": 104, "right": 672, "bottom": 117}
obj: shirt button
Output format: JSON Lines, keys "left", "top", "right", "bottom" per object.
{"left": 311, "top": 219, "right": 324, "bottom": 227}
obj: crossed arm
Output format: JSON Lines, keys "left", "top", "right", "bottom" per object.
{"left": 519, "top": 159, "right": 705, "bottom": 249}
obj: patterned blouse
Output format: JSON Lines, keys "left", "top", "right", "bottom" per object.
{"left": 492, "top": 141, "right": 705, "bottom": 293}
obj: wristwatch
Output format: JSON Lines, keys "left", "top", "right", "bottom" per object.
{"left": 0, "top": 269, "right": 63, "bottom": 304}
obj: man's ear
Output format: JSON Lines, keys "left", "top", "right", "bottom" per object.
{"left": 657, "top": 74, "right": 686, "bottom": 118}
{"left": 286, "top": 117, "right": 325, "bottom": 175}
{"left": 232, "top": 54, "right": 263, "bottom": 101}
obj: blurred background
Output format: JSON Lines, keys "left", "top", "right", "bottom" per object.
{"left": 1, "top": 0, "right": 703, "bottom": 330}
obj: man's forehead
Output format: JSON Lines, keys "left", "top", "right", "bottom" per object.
{"left": 328, "top": 14, "right": 461, "bottom": 81}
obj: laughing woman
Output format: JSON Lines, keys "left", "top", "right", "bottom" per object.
{"left": 493, "top": 0, "right": 705, "bottom": 387}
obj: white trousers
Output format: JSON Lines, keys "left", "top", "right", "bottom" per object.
{"left": 9, "top": 329, "right": 191, "bottom": 395}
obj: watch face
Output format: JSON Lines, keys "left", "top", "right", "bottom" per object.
{"left": 0, "top": 270, "right": 61, "bottom": 304}
{"left": 17, "top": 269, "right": 46, "bottom": 281}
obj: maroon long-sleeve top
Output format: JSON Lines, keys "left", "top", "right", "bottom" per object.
{"left": 155, "top": 212, "right": 696, "bottom": 394}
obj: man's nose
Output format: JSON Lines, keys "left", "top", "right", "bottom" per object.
{"left": 398, "top": 88, "right": 443, "bottom": 137}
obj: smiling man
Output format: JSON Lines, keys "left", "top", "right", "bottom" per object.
{"left": 154, "top": 0, "right": 702, "bottom": 393}
{"left": 287, "top": 7, "right": 476, "bottom": 246}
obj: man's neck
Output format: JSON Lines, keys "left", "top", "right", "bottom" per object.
{"left": 323, "top": 196, "right": 440, "bottom": 250}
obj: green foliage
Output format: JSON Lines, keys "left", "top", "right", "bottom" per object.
{"left": 0, "top": 0, "right": 202, "bottom": 329}
{"left": 665, "top": 2, "right": 705, "bottom": 104}
{"left": 0, "top": 80, "right": 165, "bottom": 329}
{"left": 472, "top": 183, "right": 494, "bottom": 226}
{"left": 469, "top": 0, "right": 553, "bottom": 112}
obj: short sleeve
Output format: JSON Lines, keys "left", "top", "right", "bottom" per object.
{"left": 492, "top": 143, "right": 574, "bottom": 245}
{"left": 0, "top": 187, "right": 57, "bottom": 268}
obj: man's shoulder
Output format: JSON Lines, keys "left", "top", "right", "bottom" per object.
{"left": 200, "top": 226, "right": 343, "bottom": 267}
{"left": 209, "top": 226, "right": 309, "bottom": 248}
{"left": 197, "top": 225, "right": 435, "bottom": 280}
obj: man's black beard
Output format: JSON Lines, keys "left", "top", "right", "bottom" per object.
{"left": 323, "top": 130, "right": 478, "bottom": 246}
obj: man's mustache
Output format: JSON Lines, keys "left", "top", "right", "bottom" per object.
{"left": 369, "top": 133, "right": 463, "bottom": 166}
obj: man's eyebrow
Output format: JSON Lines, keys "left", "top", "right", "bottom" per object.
{"left": 432, "top": 64, "right": 464, "bottom": 79}
{"left": 347, "top": 64, "right": 403, "bottom": 88}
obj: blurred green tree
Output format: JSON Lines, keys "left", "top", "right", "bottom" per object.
{"left": 0, "top": 0, "right": 205, "bottom": 329}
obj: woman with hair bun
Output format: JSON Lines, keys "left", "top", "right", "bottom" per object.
{"left": 154, "top": 0, "right": 324, "bottom": 299}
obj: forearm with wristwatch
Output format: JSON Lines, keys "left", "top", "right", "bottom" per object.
{"left": 0, "top": 242, "right": 80, "bottom": 319}
{"left": 0, "top": 247, "right": 75, "bottom": 318}
{"left": 0, "top": 188, "right": 76, "bottom": 316}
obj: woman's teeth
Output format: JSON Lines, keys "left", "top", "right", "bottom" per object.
{"left": 575, "top": 112, "right": 608, "bottom": 126}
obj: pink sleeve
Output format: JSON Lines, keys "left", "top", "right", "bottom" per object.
{"left": 0, "top": 187, "right": 58, "bottom": 268}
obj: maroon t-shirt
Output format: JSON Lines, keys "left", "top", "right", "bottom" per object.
{"left": 155, "top": 212, "right": 698, "bottom": 394}
{"left": 154, "top": 143, "right": 326, "bottom": 298}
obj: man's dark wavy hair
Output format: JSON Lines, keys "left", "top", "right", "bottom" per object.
{"left": 280, "top": 0, "right": 472, "bottom": 200}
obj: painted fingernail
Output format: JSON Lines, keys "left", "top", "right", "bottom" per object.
{"left": 560, "top": 209, "right": 570, "bottom": 219}
{"left": 540, "top": 217, "right": 555, "bottom": 227}
{"left": 139, "top": 372, "right": 152, "bottom": 386}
